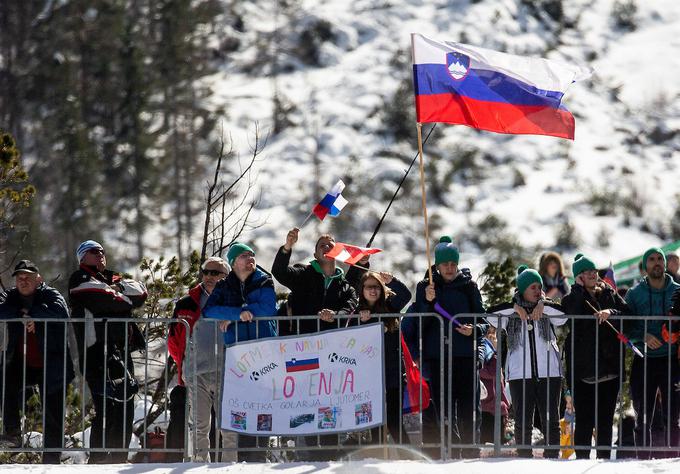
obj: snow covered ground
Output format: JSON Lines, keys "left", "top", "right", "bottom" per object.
{"left": 1, "top": 458, "right": 680, "bottom": 474}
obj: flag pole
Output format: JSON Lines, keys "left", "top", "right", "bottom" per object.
{"left": 416, "top": 122, "right": 433, "bottom": 283}
{"left": 299, "top": 210, "right": 314, "bottom": 228}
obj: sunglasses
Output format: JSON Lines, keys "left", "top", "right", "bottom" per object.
{"left": 363, "top": 285, "right": 382, "bottom": 291}
{"left": 87, "top": 248, "right": 105, "bottom": 255}
{"left": 202, "top": 269, "right": 225, "bottom": 276}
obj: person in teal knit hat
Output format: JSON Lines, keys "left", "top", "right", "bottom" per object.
{"left": 624, "top": 247, "right": 680, "bottom": 457}
{"left": 406, "top": 235, "right": 486, "bottom": 459}
{"left": 487, "top": 266, "right": 567, "bottom": 458}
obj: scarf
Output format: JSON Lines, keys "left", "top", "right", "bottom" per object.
{"left": 506, "top": 293, "right": 552, "bottom": 351}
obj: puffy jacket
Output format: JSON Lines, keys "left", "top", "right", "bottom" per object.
{"left": 203, "top": 267, "right": 277, "bottom": 345}
{"left": 403, "top": 268, "right": 486, "bottom": 360}
{"left": 272, "top": 246, "right": 357, "bottom": 334}
{"left": 0, "top": 284, "right": 75, "bottom": 393}
{"left": 167, "top": 284, "right": 202, "bottom": 385}
{"left": 68, "top": 264, "right": 147, "bottom": 381}
{"left": 562, "top": 283, "right": 628, "bottom": 384}
{"left": 624, "top": 274, "right": 680, "bottom": 358}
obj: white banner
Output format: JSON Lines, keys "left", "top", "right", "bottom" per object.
{"left": 220, "top": 323, "right": 385, "bottom": 435}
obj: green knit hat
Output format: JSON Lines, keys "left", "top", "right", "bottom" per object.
{"left": 642, "top": 247, "right": 666, "bottom": 270}
{"left": 226, "top": 242, "right": 255, "bottom": 266}
{"left": 434, "top": 236, "right": 459, "bottom": 265}
{"left": 517, "top": 267, "right": 542, "bottom": 294}
{"left": 572, "top": 254, "right": 596, "bottom": 277}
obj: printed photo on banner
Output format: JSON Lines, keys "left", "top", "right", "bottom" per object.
{"left": 220, "top": 323, "right": 385, "bottom": 435}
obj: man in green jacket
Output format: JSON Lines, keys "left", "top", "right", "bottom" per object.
{"left": 624, "top": 247, "right": 680, "bottom": 458}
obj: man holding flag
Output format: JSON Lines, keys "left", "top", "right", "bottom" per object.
{"left": 271, "top": 228, "right": 357, "bottom": 460}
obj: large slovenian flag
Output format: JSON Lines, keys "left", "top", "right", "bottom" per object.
{"left": 324, "top": 242, "right": 382, "bottom": 265}
{"left": 312, "top": 180, "right": 348, "bottom": 221}
{"left": 411, "top": 33, "right": 591, "bottom": 139}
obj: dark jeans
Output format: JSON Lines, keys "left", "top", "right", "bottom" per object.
{"left": 86, "top": 352, "right": 136, "bottom": 464}
{"left": 480, "top": 412, "right": 506, "bottom": 444}
{"left": 422, "top": 356, "right": 481, "bottom": 459}
{"left": 370, "top": 388, "right": 411, "bottom": 445}
{"left": 509, "top": 377, "right": 561, "bottom": 458}
{"left": 630, "top": 355, "right": 680, "bottom": 459}
{"left": 1, "top": 355, "right": 65, "bottom": 463}
{"left": 572, "top": 377, "right": 619, "bottom": 459}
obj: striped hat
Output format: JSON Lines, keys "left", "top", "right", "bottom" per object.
{"left": 76, "top": 240, "right": 104, "bottom": 262}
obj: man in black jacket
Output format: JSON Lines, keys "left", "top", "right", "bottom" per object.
{"left": 272, "top": 227, "right": 357, "bottom": 335}
{"left": 271, "top": 228, "right": 357, "bottom": 460}
{"left": 0, "top": 260, "right": 74, "bottom": 463}
{"left": 68, "top": 240, "right": 147, "bottom": 464}
{"left": 562, "top": 254, "right": 628, "bottom": 459}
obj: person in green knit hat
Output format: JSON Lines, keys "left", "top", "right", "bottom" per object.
{"left": 561, "top": 253, "right": 629, "bottom": 459}
{"left": 271, "top": 227, "right": 357, "bottom": 461}
{"left": 623, "top": 247, "right": 680, "bottom": 458}
{"left": 404, "top": 235, "right": 486, "bottom": 459}
{"left": 487, "top": 265, "right": 567, "bottom": 458}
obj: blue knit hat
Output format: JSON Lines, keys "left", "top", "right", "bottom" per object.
{"left": 434, "top": 236, "right": 459, "bottom": 265}
{"left": 642, "top": 247, "right": 665, "bottom": 270}
{"left": 226, "top": 242, "right": 255, "bottom": 266}
{"left": 517, "top": 267, "right": 542, "bottom": 294}
{"left": 76, "top": 240, "right": 104, "bottom": 262}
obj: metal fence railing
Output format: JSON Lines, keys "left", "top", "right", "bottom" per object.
{"left": 1, "top": 313, "right": 679, "bottom": 462}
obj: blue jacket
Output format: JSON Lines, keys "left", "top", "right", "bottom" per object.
{"left": 203, "top": 267, "right": 277, "bottom": 345}
{"left": 403, "top": 268, "right": 486, "bottom": 360}
{"left": 624, "top": 274, "right": 680, "bottom": 358}
{"left": 0, "top": 284, "right": 75, "bottom": 393}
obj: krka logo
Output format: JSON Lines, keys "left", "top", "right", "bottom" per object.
{"left": 446, "top": 51, "right": 470, "bottom": 80}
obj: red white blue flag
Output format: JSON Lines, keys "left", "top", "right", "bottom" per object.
{"left": 312, "top": 180, "right": 348, "bottom": 220}
{"left": 411, "top": 33, "right": 591, "bottom": 139}
{"left": 324, "top": 242, "right": 382, "bottom": 265}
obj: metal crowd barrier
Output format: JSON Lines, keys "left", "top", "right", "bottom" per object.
{"left": 2, "top": 313, "right": 679, "bottom": 462}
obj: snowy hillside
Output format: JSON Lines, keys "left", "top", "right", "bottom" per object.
{"left": 202, "top": 0, "right": 680, "bottom": 289}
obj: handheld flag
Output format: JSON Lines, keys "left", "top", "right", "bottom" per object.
{"left": 312, "top": 180, "right": 348, "bottom": 221}
{"left": 603, "top": 263, "right": 617, "bottom": 291}
{"left": 585, "top": 300, "right": 643, "bottom": 358}
{"left": 324, "top": 242, "right": 382, "bottom": 266}
{"left": 411, "top": 33, "right": 591, "bottom": 139}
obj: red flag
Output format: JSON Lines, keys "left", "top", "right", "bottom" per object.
{"left": 324, "top": 242, "right": 382, "bottom": 265}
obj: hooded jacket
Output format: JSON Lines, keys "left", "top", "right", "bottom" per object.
{"left": 203, "top": 266, "right": 277, "bottom": 345}
{"left": 403, "top": 267, "right": 486, "bottom": 360}
{"left": 624, "top": 274, "right": 680, "bottom": 358}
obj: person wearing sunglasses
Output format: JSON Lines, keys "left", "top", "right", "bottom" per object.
{"left": 167, "top": 256, "right": 229, "bottom": 462}
{"left": 203, "top": 242, "right": 277, "bottom": 462}
{"left": 68, "top": 240, "right": 147, "bottom": 464}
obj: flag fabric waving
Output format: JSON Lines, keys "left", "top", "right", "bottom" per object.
{"left": 324, "top": 242, "right": 382, "bottom": 265}
{"left": 602, "top": 263, "right": 617, "bottom": 291}
{"left": 411, "top": 33, "right": 591, "bottom": 139}
{"left": 312, "top": 180, "right": 348, "bottom": 221}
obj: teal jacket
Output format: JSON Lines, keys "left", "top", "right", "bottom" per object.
{"left": 624, "top": 274, "right": 680, "bottom": 357}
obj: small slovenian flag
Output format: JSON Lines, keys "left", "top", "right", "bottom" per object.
{"left": 285, "top": 357, "right": 320, "bottom": 373}
{"left": 324, "top": 242, "right": 382, "bottom": 265}
{"left": 411, "top": 33, "right": 591, "bottom": 139}
{"left": 603, "top": 263, "right": 617, "bottom": 291}
{"left": 312, "top": 180, "right": 348, "bottom": 221}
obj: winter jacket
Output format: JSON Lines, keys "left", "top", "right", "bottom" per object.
{"left": 271, "top": 246, "right": 357, "bottom": 334}
{"left": 624, "top": 274, "right": 680, "bottom": 358}
{"left": 403, "top": 268, "right": 486, "bottom": 360}
{"left": 487, "top": 299, "right": 566, "bottom": 381}
{"left": 479, "top": 355, "right": 509, "bottom": 416}
{"left": 203, "top": 267, "right": 277, "bottom": 345}
{"left": 68, "top": 264, "right": 147, "bottom": 381}
{"left": 167, "top": 284, "right": 202, "bottom": 385}
{"left": 542, "top": 274, "right": 571, "bottom": 301}
{"left": 0, "top": 284, "right": 75, "bottom": 393}
{"left": 562, "top": 283, "right": 628, "bottom": 384}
